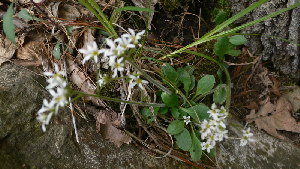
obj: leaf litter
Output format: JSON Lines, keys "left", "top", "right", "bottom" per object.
{"left": 246, "top": 88, "right": 300, "bottom": 140}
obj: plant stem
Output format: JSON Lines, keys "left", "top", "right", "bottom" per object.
{"left": 74, "top": 91, "right": 165, "bottom": 107}
{"left": 126, "top": 58, "right": 172, "bottom": 94}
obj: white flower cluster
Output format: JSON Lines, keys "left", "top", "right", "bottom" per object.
{"left": 200, "top": 103, "right": 229, "bottom": 153}
{"left": 37, "top": 64, "right": 68, "bottom": 132}
{"left": 79, "top": 29, "right": 147, "bottom": 87}
{"left": 240, "top": 127, "right": 254, "bottom": 146}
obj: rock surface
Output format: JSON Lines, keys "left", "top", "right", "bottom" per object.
{"left": 218, "top": 117, "right": 300, "bottom": 169}
{"left": 229, "top": 0, "right": 300, "bottom": 79}
{"left": 0, "top": 63, "right": 188, "bottom": 169}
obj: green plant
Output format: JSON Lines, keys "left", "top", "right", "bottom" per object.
{"left": 3, "top": 0, "right": 300, "bottom": 165}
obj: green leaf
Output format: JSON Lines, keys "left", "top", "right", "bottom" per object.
{"left": 229, "top": 35, "right": 247, "bottom": 45}
{"left": 171, "top": 107, "right": 180, "bottom": 119}
{"left": 161, "top": 92, "right": 179, "bottom": 107}
{"left": 181, "top": 104, "right": 210, "bottom": 122}
{"left": 53, "top": 40, "right": 61, "bottom": 60}
{"left": 177, "top": 68, "right": 192, "bottom": 94}
{"left": 141, "top": 107, "right": 154, "bottom": 124}
{"left": 167, "top": 120, "right": 185, "bottom": 135}
{"left": 195, "top": 75, "right": 215, "bottom": 97}
{"left": 3, "top": 3, "right": 16, "bottom": 44}
{"left": 18, "top": 9, "right": 41, "bottom": 21}
{"left": 188, "top": 104, "right": 210, "bottom": 120}
{"left": 162, "top": 64, "right": 178, "bottom": 84}
{"left": 159, "top": 107, "right": 169, "bottom": 115}
{"left": 189, "top": 130, "right": 202, "bottom": 161}
{"left": 213, "top": 84, "right": 227, "bottom": 104}
{"left": 214, "top": 10, "right": 229, "bottom": 25}
{"left": 190, "top": 75, "right": 196, "bottom": 92}
{"left": 214, "top": 37, "right": 241, "bottom": 59}
{"left": 226, "top": 49, "right": 241, "bottom": 56}
{"left": 175, "top": 128, "right": 192, "bottom": 151}
{"left": 114, "top": 6, "right": 155, "bottom": 13}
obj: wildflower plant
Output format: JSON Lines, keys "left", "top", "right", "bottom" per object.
{"left": 25, "top": 0, "right": 300, "bottom": 164}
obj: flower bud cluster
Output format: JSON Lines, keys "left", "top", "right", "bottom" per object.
{"left": 37, "top": 64, "right": 68, "bottom": 132}
{"left": 200, "top": 103, "right": 229, "bottom": 153}
{"left": 79, "top": 29, "right": 148, "bottom": 89}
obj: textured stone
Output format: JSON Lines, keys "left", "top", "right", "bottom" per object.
{"left": 218, "top": 117, "right": 300, "bottom": 169}
{"left": 229, "top": 0, "right": 300, "bottom": 78}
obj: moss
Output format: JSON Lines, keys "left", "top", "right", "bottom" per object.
{"left": 210, "top": 0, "right": 231, "bottom": 22}
{"left": 159, "top": 0, "right": 191, "bottom": 12}
{"left": 193, "top": 40, "right": 219, "bottom": 78}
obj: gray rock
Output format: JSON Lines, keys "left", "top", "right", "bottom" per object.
{"left": 218, "top": 117, "right": 300, "bottom": 169}
{"left": 229, "top": 0, "right": 300, "bottom": 79}
{"left": 0, "top": 63, "right": 188, "bottom": 169}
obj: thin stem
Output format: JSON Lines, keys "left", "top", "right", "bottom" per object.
{"left": 126, "top": 58, "right": 172, "bottom": 94}
{"left": 74, "top": 91, "right": 165, "bottom": 107}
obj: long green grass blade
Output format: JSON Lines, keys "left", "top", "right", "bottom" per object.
{"left": 115, "top": 6, "right": 155, "bottom": 13}
{"left": 163, "top": 1, "right": 300, "bottom": 58}
{"left": 213, "top": 2, "right": 300, "bottom": 38}
{"left": 204, "top": 0, "right": 268, "bottom": 38}
{"left": 87, "top": 0, "right": 117, "bottom": 37}
{"left": 78, "top": 0, "right": 117, "bottom": 37}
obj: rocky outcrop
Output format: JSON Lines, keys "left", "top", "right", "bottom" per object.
{"left": 218, "top": 117, "right": 300, "bottom": 169}
{"left": 229, "top": 0, "right": 300, "bottom": 79}
{"left": 0, "top": 63, "right": 188, "bottom": 169}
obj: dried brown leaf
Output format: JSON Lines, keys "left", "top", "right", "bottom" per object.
{"left": 0, "top": 35, "right": 17, "bottom": 66}
{"left": 66, "top": 55, "right": 107, "bottom": 107}
{"left": 95, "top": 110, "right": 120, "bottom": 131}
{"left": 95, "top": 110, "right": 129, "bottom": 147}
{"left": 247, "top": 97, "right": 300, "bottom": 140}
{"left": 17, "top": 41, "right": 45, "bottom": 61}
{"left": 100, "top": 124, "right": 132, "bottom": 147}
{"left": 270, "top": 76, "right": 281, "bottom": 96}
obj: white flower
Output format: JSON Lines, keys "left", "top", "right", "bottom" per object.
{"left": 106, "top": 38, "right": 125, "bottom": 57}
{"left": 214, "top": 129, "right": 228, "bottom": 141}
{"left": 111, "top": 58, "right": 125, "bottom": 78}
{"left": 123, "top": 29, "right": 145, "bottom": 45}
{"left": 207, "top": 107, "right": 220, "bottom": 120}
{"left": 37, "top": 111, "right": 54, "bottom": 132}
{"left": 115, "top": 35, "right": 135, "bottom": 49}
{"left": 38, "top": 99, "right": 55, "bottom": 115}
{"left": 207, "top": 134, "right": 217, "bottom": 146}
{"left": 218, "top": 106, "right": 228, "bottom": 119}
{"left": 200, "top": 120, "right": 215, "bottom": 139}
{"left": 201, "top": 142, "right": 214, "bottom": 153}
{"left": 183, "top": 116, "right": 191, "bottom": 125}
{"left": 128, "top": 74, "right": 148, "bottom": 90}
{"left": 79, "top": 41, "right": 101, "bottom": 64}
{"left": 97, "top": 74, "right": 110, "bottom": 87}
{"left": 37, "top": 99, "right": 56, "bottom": 132}
{"left": 240, "top": 128, "right": 255, "bottom": 146}
{"left": 108, "top": 55, "right": 117, "bottom": 67}
{"left": 211, "top": 103, "right": 217, "bottom": 109}
{"left": 43, "top": 64, "right": 67, "bottom": 89}
{"left": 49, "top": 87, "right": 68, "bottom": 113}
{"left": 211, "top": 119, "right": 227, "bottom": 130}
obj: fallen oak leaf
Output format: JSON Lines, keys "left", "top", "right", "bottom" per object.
{"left": 95, "top": 110, "right": 131, "bottom": 147}
{"left": 100, "top": 124, "right": 132, "bottom": 148}
{"left": 0, "top": 35, "right": 17, "bottom": 66}
{"left": 247, "top": 97, "right": 300, "bottom": 140}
